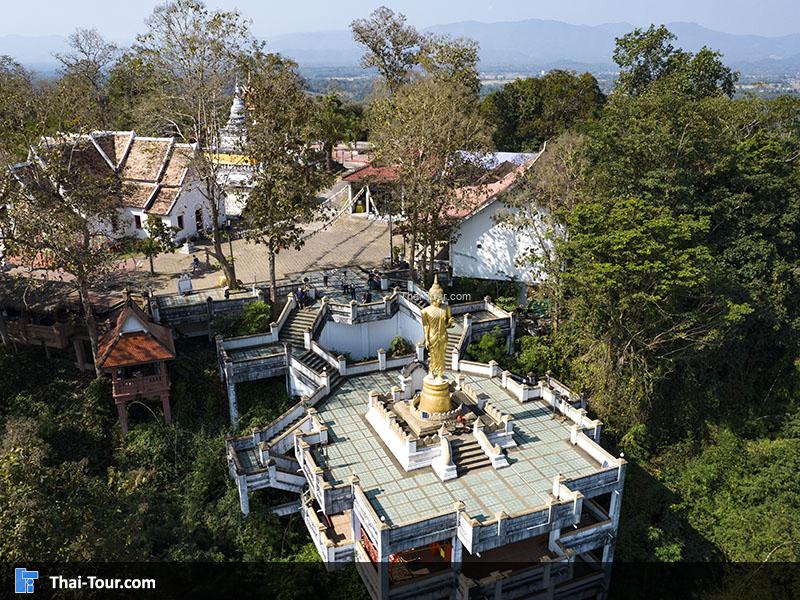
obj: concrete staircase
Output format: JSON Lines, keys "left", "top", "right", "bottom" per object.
{"left": 447, "top": 330, "right": 463, "bottom": 357}
{"left": 298, "top": 350, "right": 343, "bottom": 391}
{"left": 279, "top": 308, "right": 318, "bottom": 349}
{"left": 451, "top": 438, "right": 491, "bottom": 475}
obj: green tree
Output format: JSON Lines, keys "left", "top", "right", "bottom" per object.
{"left": 53, "top": 28, "right": 119, "bottom": 129}
{"left": 613, "top": 25, "right": 737, "bottom": 98}
{"left": 313, "top": 94, "right": 349, "bottom": 170}
{"left": 0, "top": 57, "right": 39, "bottom": 163}
{"left": 133, "top": 0, "right": 255, "bottom": 288}
{"left": 467, "top": 327, "right": 507, "bottom": 365}
{"left": 351, "top": 6, "right": 422, "bottom": 94}
{"left": 140, "top": 216, "right": 177, "bottom": 274}
{"left": 368, "top": 72, "right": 492, "bottom": 282}
{"left": 480, "top": 70, "right": 605, "bottom": 151}
{"left": 241, "top": 52, "right": 333, "bottom": 301}
{"left": 237, "top": 301, "right": 272, "bottom": 336}
{"left": 2, "top": 134, "right": 124, "bottom": 377}
{"left": 419, "top": 34, "right": 481, "bottom": 99}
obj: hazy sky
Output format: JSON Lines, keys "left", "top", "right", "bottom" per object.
{"left": 0, "top": 0, "right": 798, "bottom": 40}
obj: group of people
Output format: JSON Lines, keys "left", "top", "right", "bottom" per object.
{"left": 295, "top": 277, "right": 312, "bottom": 308}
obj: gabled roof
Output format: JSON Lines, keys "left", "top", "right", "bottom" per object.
{"left": 15, "top": 131, "right": 198, "bottom": 218}
{"left": 96, "top": 297, "right": 176, "bottom": 369}
{"left": 342, "top": 165, "right": 398, "bottom": 184}
{"left": 448, "top": 150, "right": 542, "bottom": 221}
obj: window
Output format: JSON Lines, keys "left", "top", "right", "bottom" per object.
{"left": 177, "top": 214, "right": 184, "bottom": 229}
{"left": 134, "top": 215, "right": 142, "bottom": 229}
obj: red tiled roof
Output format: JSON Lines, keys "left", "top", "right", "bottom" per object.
{"left": 447, "top": 159, "right": 534, "bottom": 220}
{"left": 342, "top": 165, "right": 398, "bottom": 184}
{"left": 99, "top": 331, "right": 176, "bottom": 367}
{"left": 160, "top": 144, "right": 193, "bottom": 186}
{"left": 97, "top": 299, "right": 176, "bottom": 369}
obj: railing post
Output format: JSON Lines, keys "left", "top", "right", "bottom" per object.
{"left": 378, "top": 348, "right": 386, "bottom": 371}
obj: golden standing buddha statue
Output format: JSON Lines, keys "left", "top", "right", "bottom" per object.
{"left": 418, "top": 276, "right": 454, "bottom": 413}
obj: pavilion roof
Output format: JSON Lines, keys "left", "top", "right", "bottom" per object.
{"left": 96, "top": 297, "right": 176, "bottom": 369}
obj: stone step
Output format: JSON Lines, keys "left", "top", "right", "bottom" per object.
{"left": 454, "top": 447, "right": 485, "bottom": 460}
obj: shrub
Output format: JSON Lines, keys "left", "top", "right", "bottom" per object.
{"left": 388, "top": 336, "right": 413, "bottom": 358}
{"left": 467, "top": 327, "right": 507, "bottom": 364}
{"left": 237, "top": 301, "right": 272, "bottom": 336}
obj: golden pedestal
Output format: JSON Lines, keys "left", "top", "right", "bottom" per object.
{"left": 418, "top": 374, "right": 453, "bottom": 414}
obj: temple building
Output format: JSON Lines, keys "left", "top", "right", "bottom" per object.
{"left": 223, "top": 278, "right": 625, "bottom": 599}
{"left": 7, "top": 131, "right": 226, "bottom": 243}
{"left": 212, "top": 85, "right": 255, "bottom": 218}
{"left": 97, "top": 294, "right": 176, "bottom": 434}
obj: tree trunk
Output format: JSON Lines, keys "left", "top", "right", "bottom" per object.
{"left": 211, "top": 230, "right": 237, "bottom": 288}
{"left": 388, "top": 213, "right": 393, "bottom": 267}
{"left": 325, "top": 144, "right": 332, "bottom": 171}
{"left": 409, "top": 229, "right": 417, "bottom": 281}
{"left": 268, "top": 248, "right": 277, "bottom": 303}
{"left": 204, "top": 180, "right": 238, "bottom": 289}
{"left": 78, "top": 280, "right": 102, "bottom": 378}
{"left": 149, "top": 255, "right": 155, "bottom": 275}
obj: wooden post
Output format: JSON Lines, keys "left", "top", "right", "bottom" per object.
{"left": 116, "top": 401, "right": 129, "bottom": 435}
{"left": 161, "top": 393, "right": 172, "bottom": 425}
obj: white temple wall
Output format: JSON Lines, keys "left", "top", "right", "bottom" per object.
{"left": 318, "top": 311, "right": 423, "bottom": 360}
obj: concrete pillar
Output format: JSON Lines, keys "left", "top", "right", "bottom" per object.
{"left": 451, "top": 534, "right": 463, "bottom": 566}
{"left": 337, "top": 355, "right": 347, "bottom": 376}
{"left": 378, "top": 348, "right": 386, "bottom": 370}
{"left": 507, "top": 312, "right": 516, "bottom": 354}
{"left": 227, "top": 382, "right": 239, "bottom": 430}
{"left": 349, "top": 300, "right": 357, "bottom": 322}
{"left": 488, "top": 360, "right": 500, "bottom": 378}
{"left": 350, "top": 476, "right": 361, "bottom": 546}
{"left": 321, "top": 369, "right": 331, "bottom": 395}
{"left": 236, "top": 474, "right": 250, "bottom": 515}
{"left": 415, "top": 342, "right": 425, "bottom": 362}
{"left": 116, "top": 401, "right": 129, "bottom": 436}
{"left": 161, "top": 393, "right": 172, "bottom": 425}
{"left": 548, "top": 526, "right": 561, "bottom": 554}
{"left": 378, "top": 530, "right": 391, "bottom": 600}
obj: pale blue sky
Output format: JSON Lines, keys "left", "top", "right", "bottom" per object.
{"left": 0, "top": 0, "right": 797, "bottom": 39}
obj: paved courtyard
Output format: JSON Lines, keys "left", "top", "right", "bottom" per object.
{"left": 155, "top": 215, "right": 391, "bottom": 293}
{"left": 7, "top": 213, "right": 392, "bottom": 295}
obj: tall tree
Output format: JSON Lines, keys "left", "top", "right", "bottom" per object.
{"left": 418, "top": 34, "right": 481, "bottom": 99}
{"left": 54, "top": 28, "right": 119, "bottom": 128}
{"left": 351, "top": 6, "right": 422, "bottom": 94}
{"left": 480, "top": 70, "right": 605, "bottom": 151}
{"left": 613, "top": 25, "right": 737, "bottom": 98}
{"left": 140, "top": 216, "right": 177, "bottom": 275}
{"left": 0, "top": 57, "right": 38, "bottom": 164}
{"left": 241, "top": 53, "right": 332, "bottom": 301}
{"left": 312, "top": 94, "right": 349, "bottom": 171}
{"left": 499, "top": 132, "right": 592, "bottom": 329}
{"left": 369, "top": 73, "right": 492, "bottom": 282}
{"left": 1, "top": 134, "right": 124, "bottom": 377}
{"left": 133, "top": 0, "right": 255, "bottom": 288}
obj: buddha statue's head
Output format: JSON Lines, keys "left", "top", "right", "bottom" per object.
{"left": 429, "top": 276, "right": 445, "bottom": 307}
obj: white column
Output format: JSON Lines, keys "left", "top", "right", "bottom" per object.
{"left": 227, "top": 382, "right": 239, "bottom": 429}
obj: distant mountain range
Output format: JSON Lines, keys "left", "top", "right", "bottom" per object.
{"left": 3, "top": 19, "right": 800, "bottom": 76}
